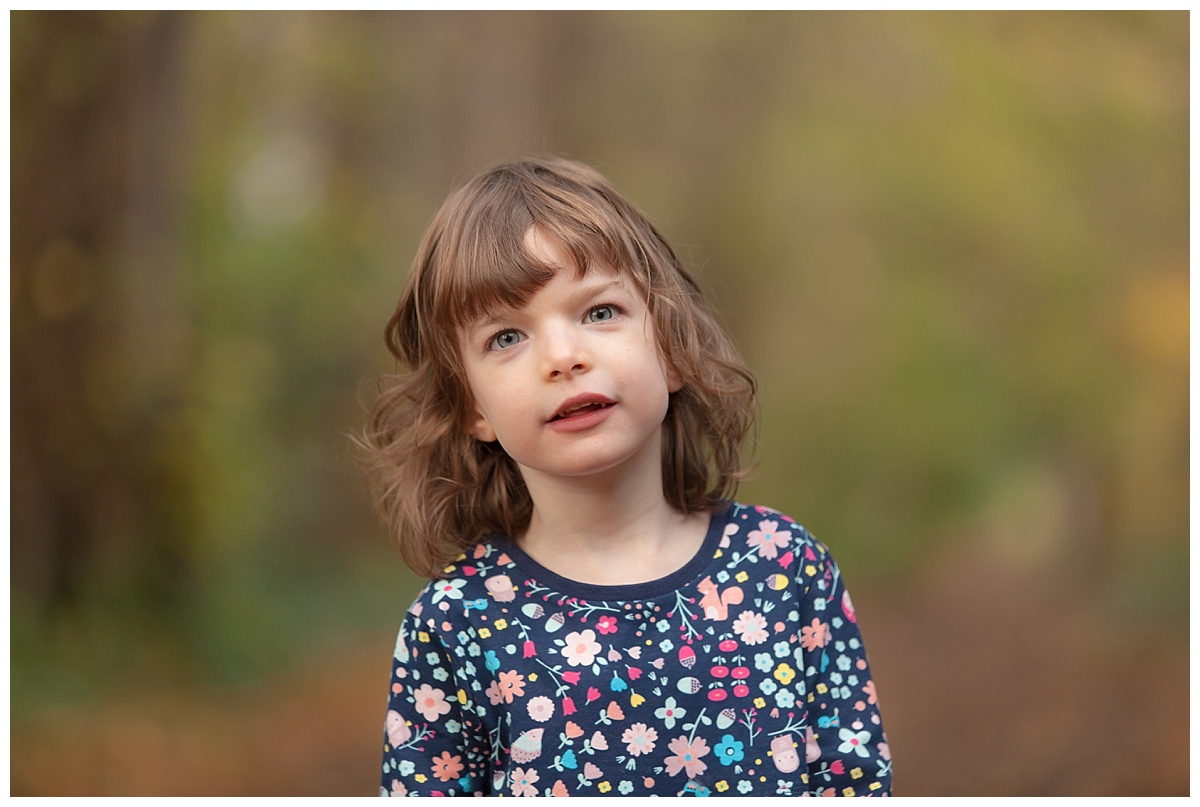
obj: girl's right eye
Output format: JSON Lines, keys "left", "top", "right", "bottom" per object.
{"left": 486, "top": 329, "right": 524, "bottom": 351}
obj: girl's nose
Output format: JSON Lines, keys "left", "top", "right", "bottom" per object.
{"left": 540, "top": 325, "right": 590, "bottom": 379}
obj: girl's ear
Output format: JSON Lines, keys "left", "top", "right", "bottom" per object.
{"left": 665, "top": 359, "right": 683, "bottom": 394}
{"left": 468, "top": 408, "right": 498, "bottom": 443}
{"left": 667, "top": 367, "right": 683, "bottom": 394}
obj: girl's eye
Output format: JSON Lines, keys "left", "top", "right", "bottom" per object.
{"left": 486, "top": 329, "right": 524, "bottom": 351}
{"left": 586, "top": 304, "right": 619, "bottom": 323}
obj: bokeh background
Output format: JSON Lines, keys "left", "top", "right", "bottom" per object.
{"left": 10, "top": 10, "right": 1189, "bottom": 796}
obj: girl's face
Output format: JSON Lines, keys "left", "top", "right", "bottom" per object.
{"left": 457, "top": 227, "right": 681, "bottom": 488}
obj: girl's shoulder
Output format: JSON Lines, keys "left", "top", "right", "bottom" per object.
{"left": 404, "top": 535, "right": 526, "bottom": 614}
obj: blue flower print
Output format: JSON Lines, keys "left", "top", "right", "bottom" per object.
{"left": 759, "top": 678, "right": 778, "bottom": 695}
{"left": 619, "top": 781, "right": 635, "bottom": 794}
{"left": 754, "top": 652, "right": 774, "bottom": 672}
{"left": 773, "top": 641, "right": 790, "bottom": 659}
{"left": 432, "top": 667, "right": 449, "bottom": 682}
{"left": 659, "top": 638, "right": 674, "bottom": 653}
{"left": 739, "top": 781, "right": 754, "bottom": 794}
{"left": 484, "top": 650, "right": 501, "bottom": 672}
{"left": 714, "top": 734, "right": 745, "bottom": 766}
{"left": 774, "top": 689, "right": 796, "bottom": 709}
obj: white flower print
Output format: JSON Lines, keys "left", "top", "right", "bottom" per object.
{"left": 838, "top": 727, "right": 872, "bottom": 758}
{"left": 560, "top": 629, "right": 601, "bottom": 667}
{"left": 430, "top": 578, "right": 466, "bottom": 603}
{"left": 654, "top": 697, "right": 686, "bottom": 729}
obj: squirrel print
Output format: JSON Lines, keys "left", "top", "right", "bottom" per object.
{"left": 697, "top": 576, "right": 744, "bottom": 621}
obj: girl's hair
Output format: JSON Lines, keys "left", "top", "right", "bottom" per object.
{"left": 361, "top": 156, "right": 757, "bottom": 579}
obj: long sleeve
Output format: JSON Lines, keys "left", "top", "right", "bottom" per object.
{"left": 795, "top": 534, "right": 892, "bottom": 796}
{"left": 380, "top": 601, "right": 491, "bottom": 796}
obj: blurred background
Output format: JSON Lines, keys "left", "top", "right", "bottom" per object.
{"left": 9, "top": 10, "right": 1189, "bottom": 796}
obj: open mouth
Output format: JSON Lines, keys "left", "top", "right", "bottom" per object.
{"left": 551, "top": 401, "right": 612, "bottom": 421}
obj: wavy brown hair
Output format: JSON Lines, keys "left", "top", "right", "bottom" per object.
{"left": 360, "top": 156, "right": 757, "bottom": 579}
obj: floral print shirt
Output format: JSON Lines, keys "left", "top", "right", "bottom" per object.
{"left": 380, "top": 502, "right": 891, "bottom": 797}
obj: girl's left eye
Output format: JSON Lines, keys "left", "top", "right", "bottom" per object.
{"left": 586, "top": 304, "right": 619, "bottom": 323}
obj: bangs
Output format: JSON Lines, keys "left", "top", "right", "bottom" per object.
{"left": 430, "top": 169, "right": 647, "bottom": 334}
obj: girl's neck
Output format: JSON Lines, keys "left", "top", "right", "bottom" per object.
{"left": 515, "top": 467, "right": 710, "bottom": 587}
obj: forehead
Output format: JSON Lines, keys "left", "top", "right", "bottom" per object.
{"left": 448, "top": 226, "right": 643, "bottom": 331}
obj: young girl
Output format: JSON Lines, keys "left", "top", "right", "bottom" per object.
{"left": 363, "top": 156, "right": 891, "bottom": 797}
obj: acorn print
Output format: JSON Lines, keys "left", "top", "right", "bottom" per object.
{"left": 521, "top": 603, "right": 545, "bottom": 619}
{"left": 678, "top": 645, "right": 696, "bottom": 669}
{"left": 510, "top": 728, "right": 545, "bottom": 763}
{"left": 545, "top": 613, "right": 565, "bottom": 633}
{"left": 677, "top": 676, "right": 702, "bottom": 695}
{"left": 766, "top": 573, "right": 789, "bottom": 591}
{"left": 716, "top": 708, "right": 736, "bottom": 730}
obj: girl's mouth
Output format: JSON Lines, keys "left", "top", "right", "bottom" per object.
{"left": 551, "top": 401, "right": 612, "bottom": 421}
{"left": 548, "top": 394, "right": 617, "bottom": 430}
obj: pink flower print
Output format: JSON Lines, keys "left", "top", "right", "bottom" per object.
{"left": 732, "top": 610, "right": 769, "bottom": 645}
{"left": 497, "top": 670, "right": 526, "bottom": 704}
{"left": 485, "top": 679, "right": 504, "bottom": 706}
{"left": 747, "top": 519, "right": 792, "bottom": 559}
{"left": 527, "top": 695, "right": 555, "bottom": 723}
{"left": 509, "top": 767, "right": 540, "bottom": 797}
{"left": 664, "top": 735, "right": 710, "bottom": 778}
{"left": 842, "top": 589, "right": 857, "bottom": 623}
{"left": 561, "top": 629, "right": 602, "bottom": 667}
{"left": 863, "top": 679, "right": 878, "bottom": 705}
{"left": 561, "top": 670, "right": 582, "bottom": 685}
{"left": 595, "top": 615, "right": 619, "bottom": 635}
{"left": 621, "top": 722, "right": 659, "bottom": 757}
{"left": 523, "top": 640, "right": 537, "bottom": 658}
{"left": 562, "top": 696, "right": 577, "bottom": 716}
{"left": 411, "top": 683, "right": 452, "bottom": 721}
{"left": 431, "top": 751, "right": 464, "bottom": 782}
{"left": 800, "top": 618, "right": 830, "bottom": 652}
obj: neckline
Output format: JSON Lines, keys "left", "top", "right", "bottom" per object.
{"left": 492, "top": 502, "right": 733, "bottom": 601}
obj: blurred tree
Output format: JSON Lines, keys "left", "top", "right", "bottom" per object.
{"left": 11, "top": 11, "right": 197, "bottom": 622}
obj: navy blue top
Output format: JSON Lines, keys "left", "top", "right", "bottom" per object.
{"left": 380, "top": 502, "right": 891, "bottom": 797}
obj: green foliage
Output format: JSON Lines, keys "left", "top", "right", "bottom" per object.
{"left": 11, "top": 10, "right": 1188, "bottom": 704}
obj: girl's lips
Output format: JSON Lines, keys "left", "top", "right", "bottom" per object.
{"left": 547, "top": 394, "right": 616, "bottom": 432}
